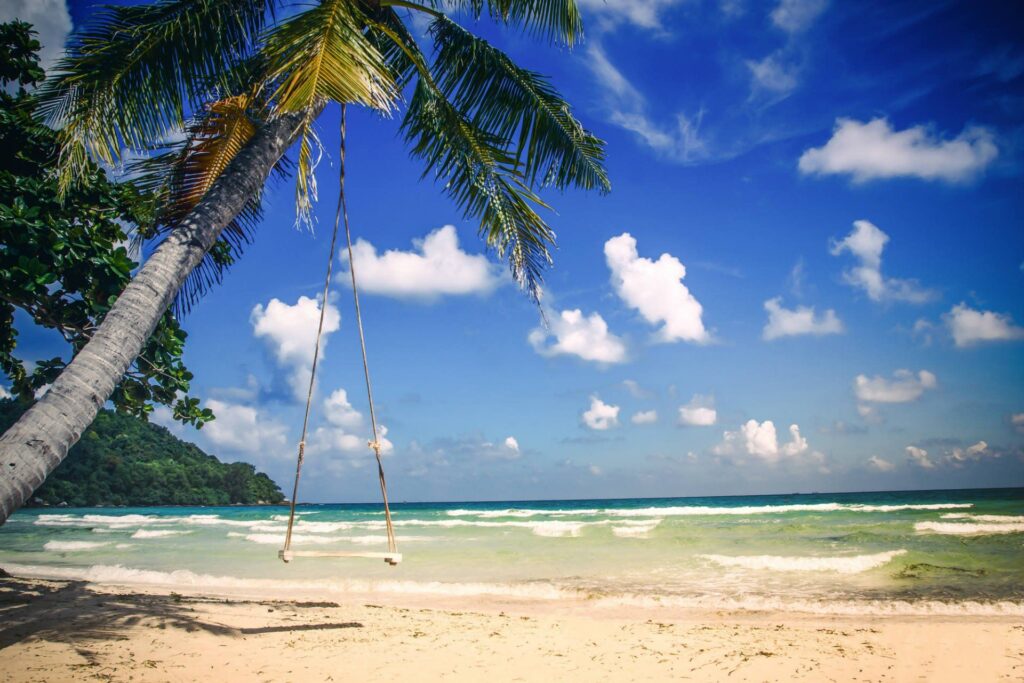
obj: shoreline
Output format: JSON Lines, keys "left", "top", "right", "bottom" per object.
{"left": 1, "top": 574, "right": 1021, "bottom": 682}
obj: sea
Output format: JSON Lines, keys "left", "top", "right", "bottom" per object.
{"left": 1, "top": 488, "right": 1022, "bottom": 616}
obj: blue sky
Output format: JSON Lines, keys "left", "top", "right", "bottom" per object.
{"left": 6, "top": 0, "right": 1024, "bottom": 501}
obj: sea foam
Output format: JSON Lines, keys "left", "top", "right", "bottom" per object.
{"left": 43, "top": 540, "right": 111, "bottom": 551}
{"left": 699, "top": 550, "right": 907, "bottom": 574}
{"left": 915, "top": 521, "right": 1024, "bottom": 535}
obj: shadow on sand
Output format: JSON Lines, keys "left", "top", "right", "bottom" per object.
{"left": 0, "top": 576, "right": 362, "bottom": 654}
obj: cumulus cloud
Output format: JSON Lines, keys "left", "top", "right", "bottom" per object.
{"left": 308, "top": 423, "right": 394, "bottom": 460}
{"left": 830, "top": 220, "right": 935, "bottom": 303}
{"left": 799, "top": 118, "right": 998, "bottom": 183}
{"left": 528, "top": 308, "right": 627, "bottom": 364}
{"left": 340, "top": 225, "right": 502, "bottom": 300}
{"left": 323, "top": 388, "right": 362, "bottom": 429}
{"left": 762, "top": 297, "right": 843, "bottom": 340}
{"left": 605, "top": 233, "right": 710, "bottom": 344}
{"left": 771, "top": 0, "right": 828, "bottom": 33}
{"left": 713, "top": 419, "right": 819, "bottom": 463}
{"left": 0, "top": 385, "right": 10, "bottom": 399}
{"left": 251, "top": 296, "right": 340, "bottom": 401}
{"left": 0, "top": 0, "right": 72, "bottom": 73}
{"left": 678, "top": 395, "right": 717, "bottom": 426}
{"left": 855, "top": 369, "right": 937, "bottom": 403}
{"left": 944, "top": 440, "right": 993, "bottom": 467}
{"left": 944, "top": 303, "right": 1024, "bottom": 347}
{"left": 905, "top": 446, "right": 935, "bottom": 469}
{"left": 631, "top": 410, "right": 658, "bottom": 425}
{"left": 504, "top": 436, "right": 520, "bottom": 453}
{"left": 582, "top": 396, "right": 621, "bottom": 431}
{"left": 202, "top": 399, "right": 289, "bottom": 456}
{"left": 867, "top": 455, "right": 896, "bottom": 472}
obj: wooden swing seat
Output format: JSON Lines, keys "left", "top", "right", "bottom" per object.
{"left": 279, "top": 549, "right": 402, "bottom": 565}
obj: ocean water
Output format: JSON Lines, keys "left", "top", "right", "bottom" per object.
{"left": 1, "top": 488, "right": 1022, "bottom": 616}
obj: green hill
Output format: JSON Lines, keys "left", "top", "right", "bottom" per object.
{"left": 0, "top": 400, "right": 285, "bottom": 507}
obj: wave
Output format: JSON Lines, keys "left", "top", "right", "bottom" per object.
{"left": 699, "top": 550, "right": 907, "bottom": 574}
{"left": 939, "top": 514, "right": 1024, "bottom": 523}
{"left": 611, "top": 520, "right": 662, "bottom": 538}
{"left": 915, "top": 521, "right": 1024, "bottom": 535}
{"left": 447, "top": 502, "right": 974, "bottom": 518}
{"left": 43, "top": 540, "right": 111, "bottom": 551}
{"left": 131, "top": 529, "right": 192, "bottom": 539}
{"left": 4, "top": 562, "right": 1022, "bottom": 617}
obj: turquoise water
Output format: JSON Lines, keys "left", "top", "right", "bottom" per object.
{"left": 1, "top": 488, "right": 1022, "bottom": 615}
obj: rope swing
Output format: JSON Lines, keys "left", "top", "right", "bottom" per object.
{"left": 279, "top": 104, "right": 400, "bottom": 566}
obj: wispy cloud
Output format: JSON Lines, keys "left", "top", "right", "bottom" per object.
{"left": 830, "top": 220, "right": 936, "bottom": 304}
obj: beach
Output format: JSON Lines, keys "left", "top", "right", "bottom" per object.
{"left": 1, "top": 490, "right": 1022, "bottom": 680}
{"left": 1, "top": 574, "right": 1022, "bottom": 682}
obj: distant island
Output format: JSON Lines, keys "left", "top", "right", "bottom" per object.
{"left": 0, "top": 400, "right": 285, "bottom": 507}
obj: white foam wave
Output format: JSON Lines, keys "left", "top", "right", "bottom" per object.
{"left": 915, "top": 521, "right": 1024, "bottom": 535}
{"left": 43, "top": 541, "right": 111, "bottom": 551}
{"left": 446, "top": 508, "right": 600, "bottom": 518}
{"left": 939, "top": 514, "right": 1024, "bottom": 523}
{"left": 611, "top": 520, "right": 662, "bottom": 538}
{"left": 131, "top": 529, "right": 192, "bottom": 539}
{"left": 699, "top": 550, "right": 907, "bottom": 574}
{"left": 4, "top": 562, "right": 1022, "bottom": 617}
{"left": 227, "top": 533, "right": 349, "bottom": 546}
{"left": 606, "top": 503, "right": 972, "bottom": 517}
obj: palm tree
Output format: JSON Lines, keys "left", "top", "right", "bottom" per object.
{"left": 0, "top": 0, "right": 609, "bottom": 523}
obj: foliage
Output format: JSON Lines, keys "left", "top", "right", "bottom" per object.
{"left": 0, "top": 21, "right": 211, "bottom": 426}
{"left": 0, "top": 399, "right": 284, "bottom": 507}
{"left": 41, "top": 0, "right": 609, "bottom": 302}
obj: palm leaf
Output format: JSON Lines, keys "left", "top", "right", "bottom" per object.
{"left": 261, "top": 0, "right": 398, "bottom": 226}
{"left": 430, "top": 16, "right": 608, "bottom": 192}
{"left": 38, "top": 0, "right": 271, "bottom": 195}
{"left": 131, "top": 95, "right": 282, "bottom": 315}
{"left": 411, "top": 0, "right": 583, "bottom": 46}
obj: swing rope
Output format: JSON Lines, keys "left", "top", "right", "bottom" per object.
{"left": 282, "top": 104, "right": 398, "bottom": 560}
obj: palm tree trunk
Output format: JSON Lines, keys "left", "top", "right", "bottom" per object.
{"left": 0, "top": 110, "right": 310, "bottom": 524}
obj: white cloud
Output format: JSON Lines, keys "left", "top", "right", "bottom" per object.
{"left": 0, "top": 385, "right": 11, "bottom": 399}
{"left": 622, "top": 379, "right": 653, "bottom": 399}
{"left": 1012, "top": 413, "right": 1024, "bottom": 435}
{"left": 605, "top": 233, "right": 710, "bottom": 344}
{"left": 905, "top": 445, "right": 935, "bottom": 469}
{"left": 631, "top": 410, "right": 658, "bottom": 425}
{"left": 202, "top": 399, "right": 289, "bottom": 456}
{"left": 323, "top": 388, "right": 362, "bottom": 429}
{"left": 945, "top": 440, "right": 993, "bottom": 466}
{"left": 307, "top": 426, "right": 365, "bottom": 456}
{"left": 340, "top": 225, "right": 502, "bottom": 300}
{"left": 0, "top": 0, "right": 72, "bottom": 74}
{"left": 582, "top": 396, "right": 620, "bottom": 431}
{"left": 251, "top": 296, "right": 340, "bottom": 401}
{"left": 799, "top": 118, "right": 998, "bottom": 183}
{"left": 830, "top": 220, "right": 935, "bottom": 303}
{"left": 854, "top": 369, "right": 937, "bottom": 403}
{"left": 586, "top": 44, "right": 710, "bottom": 164}
{"left": 589, "top": 464, "right": 604, "bottom": 476}
{"left": 857, "top": 403, "right": 883, "bottom": 424}
{"left": 867, "top": 455, "right": 895, "bottom": 472}
{"left": 504, "top": 436, "right": 520, "bottom": 453}
{"left": 944, "top": 303, "right": 1024, "bottom": 347}
{"left": 678, "top": 395, "right": 717, "bottom": 426}
{"left": 762, "top": 297, "right": 843, "bottom": 340}
{"left": 576, "top": 0, "right": 683, "bottom": 31}
{"left": 713, "top": 419, "right": 817, "bottom": 463}
{"left": 746, "top": 53, "right": 799, "bottom": 96}
{"left": 770, "top": 0, "right": 828, "bottom": 33}
{"left": 528, "top": 308, "right": 627, "bottom": 364}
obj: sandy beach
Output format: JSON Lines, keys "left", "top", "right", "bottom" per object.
{"left": 1, "top": 574, "right": 1021, "bottom": 682}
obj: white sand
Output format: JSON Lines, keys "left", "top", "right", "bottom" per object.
{"left": 0, "top": 575, "right": 1021, "bottom": 682}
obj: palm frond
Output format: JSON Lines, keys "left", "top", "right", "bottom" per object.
{"left": 408, "top": 0, "right": 583, "bottom": 46}
{"left": 430, "top": 16, "right": 608, "bottom": 192}
{"left": 131, "top": 95, "right": 281, "bottom": 315}
{"left": 38, "top": 0, "right": 272, "bottom": 195}
{"left": 369, "top": 21, "right": 553, "bottom": 298}
{"left": 262, "top": 0, "right": 398, "bottom": 226}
